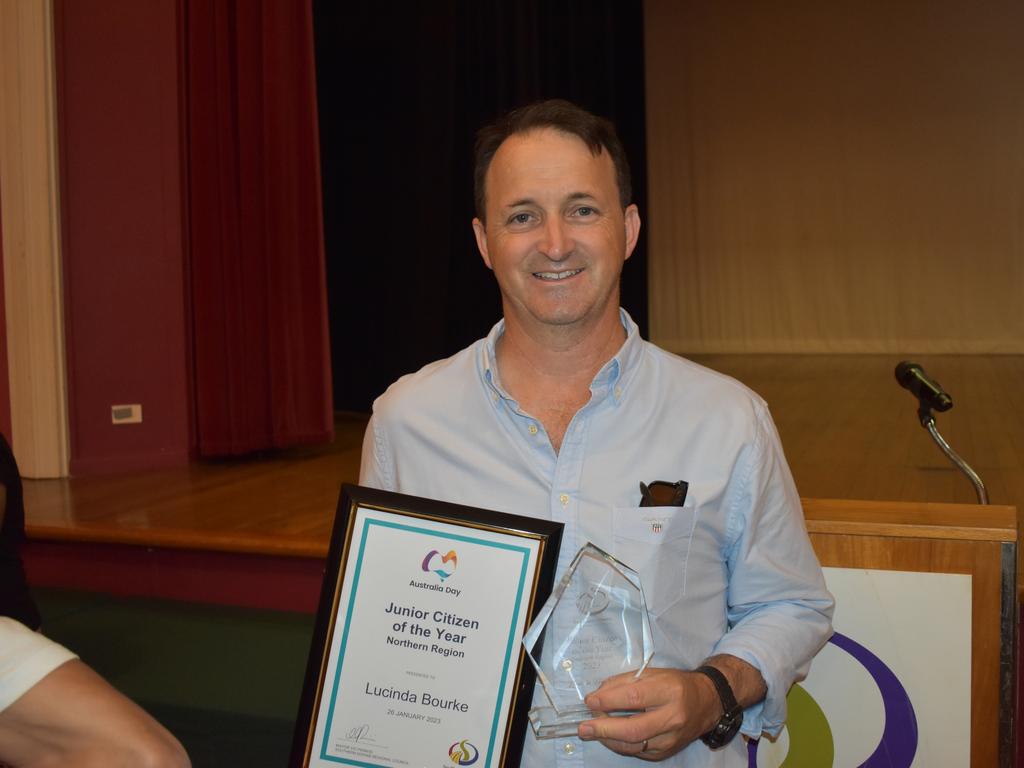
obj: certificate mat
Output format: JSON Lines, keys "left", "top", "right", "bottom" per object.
{"left": 292, "top": 485, "right": 562, "bottom": 768}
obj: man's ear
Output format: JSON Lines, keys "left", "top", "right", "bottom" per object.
{"left": 623, "top": 204, "right": 641, "bottom": 261}
{"left": 472, "top": 218, "right": 493, "bottom": 270}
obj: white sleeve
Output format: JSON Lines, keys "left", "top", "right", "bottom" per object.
{"left": 358, "top": 413, "right": 394, "bottom": 490}
{"left": 0, "top": 618, "right": 78, "bottom": 712}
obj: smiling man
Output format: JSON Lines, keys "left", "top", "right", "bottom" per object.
{"left": 360, "top": 99, "right": 833, "bottom": 766}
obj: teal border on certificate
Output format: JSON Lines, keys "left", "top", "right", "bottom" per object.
{"left": 318, "top": 510, "right": 534, "bottom": 767}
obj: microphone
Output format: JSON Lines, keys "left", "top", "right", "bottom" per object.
{"left": 895, "top": 361, "right": 953, "bottom": 412}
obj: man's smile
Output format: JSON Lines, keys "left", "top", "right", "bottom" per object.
{"left": 532, "top": 268, "right": 584, "bottom": 281}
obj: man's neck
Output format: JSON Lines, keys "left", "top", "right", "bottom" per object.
{"left": 494, "top": 308, "right": 626, "bottom": 451}
{"left": 498, "top": 313, "right": 625, "bottom": 381}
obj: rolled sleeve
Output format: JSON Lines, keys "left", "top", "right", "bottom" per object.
{"left": 712, "top": 408, "right": 834, "bottom": 737}
{"left": 0, "top": 618, "right": 78, "bottom": 712}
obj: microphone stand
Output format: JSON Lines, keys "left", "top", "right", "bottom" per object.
{"left": 914, "top": 403, "right": 989, "bottom": 505}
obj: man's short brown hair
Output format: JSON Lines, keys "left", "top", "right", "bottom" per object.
{"left": 473, "top": 99, "right": 632, "bottom": 221}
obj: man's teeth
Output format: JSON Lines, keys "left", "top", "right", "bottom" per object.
{"left": 534, "top": 269, "right": 582, "bottom": 280}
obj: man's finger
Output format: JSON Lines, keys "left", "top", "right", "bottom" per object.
{"left": 578, "top": 709, "right": 664, "bottom": 745}
{"left": 591, "top": 735, "right": 654, "bottom": 758}
{"left": 591, "top": 669, "right": 642, "bottom": 690}
{"left": 585, "top": 676, "right": 661, "bottom": 713}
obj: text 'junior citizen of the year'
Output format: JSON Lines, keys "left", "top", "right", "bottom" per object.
{"left": 384, "top": 601, "right": 482, "bottom": 659}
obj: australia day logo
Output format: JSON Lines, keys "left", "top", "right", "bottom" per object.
{"left": 448, "top": 739, "right": 479, "bottom": 766}
{"left": 422, "top": 549, "right": 458, "bottom": 582}
{"left": 748, "top": 632, "right": 918, "bottom": 768}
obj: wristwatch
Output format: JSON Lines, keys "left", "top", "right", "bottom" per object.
{"left": 694, "top": 665, "right": 743, "bottom": 749}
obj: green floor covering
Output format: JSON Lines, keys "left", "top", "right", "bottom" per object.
{"left": 33, "top": 588, "right": 316, "bottom": 767}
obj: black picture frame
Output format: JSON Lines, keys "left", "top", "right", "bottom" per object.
{"left": 290, "top": 484, "right": 562, "bottom": 767}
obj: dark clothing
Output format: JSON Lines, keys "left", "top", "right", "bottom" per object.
{"left": 0, "top": 433, "right": 41, "bottom": 629}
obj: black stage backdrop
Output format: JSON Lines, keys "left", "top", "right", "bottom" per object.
{"left": 314, "top": 1, "right": 648, "bottom": 413}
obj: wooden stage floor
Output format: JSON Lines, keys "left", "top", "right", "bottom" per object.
{"left": 24, "top": 411, "right": 368, "bottom": 559}
{"left": 23, "top": 354, "right": 1024, "bottom": 560}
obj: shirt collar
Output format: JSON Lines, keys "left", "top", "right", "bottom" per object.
{"left": 480, "top": 308, "right": 643, "bottom": 406}
{"left": 602, "top": 308, "right": 643, "bottom": 405}
{"left": 481, "top": 320, "right": 511, "bottom": 402}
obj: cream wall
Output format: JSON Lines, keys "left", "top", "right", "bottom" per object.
{"left": 645, "top": 0, "right": 1024, "bottom": 353}
{"left": 0, "top": 0, "right": 69, "bottom": 477}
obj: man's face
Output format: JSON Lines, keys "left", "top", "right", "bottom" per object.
{"left": 472, "top": 128, "right": 640, "bottom": 334}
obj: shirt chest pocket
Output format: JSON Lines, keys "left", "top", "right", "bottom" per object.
{"left": 610, "top": 504, "right": 698, "bottom": 617}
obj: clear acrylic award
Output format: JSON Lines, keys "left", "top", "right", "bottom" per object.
{"left": 521, "top": 542, "right": 654, "bottom": 739}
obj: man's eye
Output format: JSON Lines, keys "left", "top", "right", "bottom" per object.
{"left": 509, "top": 213, "right": 532, "bottom": 225}
{"left": 574, "top": 206, "right": 595, "bottom": 217}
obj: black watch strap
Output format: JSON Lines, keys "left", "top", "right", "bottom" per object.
{"left": 694, "top": 665, "right": 743, "bottom": 749}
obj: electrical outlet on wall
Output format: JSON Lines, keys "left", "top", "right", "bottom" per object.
{"left": 111, "top": 404, "right": 142, "bottom": 425}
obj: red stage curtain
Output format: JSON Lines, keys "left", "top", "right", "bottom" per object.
{"left": 186, "top": 0, "right": 333, "bottom": 456}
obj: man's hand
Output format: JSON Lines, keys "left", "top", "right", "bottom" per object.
{"left": 577, "top": 656, "right": 767, "bottom": 761}
{"left": 576, "top": 667, "right": 721, "bottom": 760}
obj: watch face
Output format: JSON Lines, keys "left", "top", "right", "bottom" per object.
{"left": 722, "top": 710, "right": 742, "bottom": 739}
{"left": 702, "top": 709, "right": 742, "bottom": 749}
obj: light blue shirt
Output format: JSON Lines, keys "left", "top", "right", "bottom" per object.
{"left": 360, "top": 310, "right": 834, "bottom": 767}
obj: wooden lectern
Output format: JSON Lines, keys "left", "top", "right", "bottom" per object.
{"left": 802, "top": 498, "right": 1019, "bottom": 767}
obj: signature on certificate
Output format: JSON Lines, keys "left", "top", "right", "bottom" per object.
{"left": 344, "top": 724, "right": 376, "bottom": 744}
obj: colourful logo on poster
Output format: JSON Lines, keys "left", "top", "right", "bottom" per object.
{"left": 748, "top": 632, "right": 918, "bottom": 767}
{"left": 448, "top": 739, "right": 479, "bottom": 765}
{"left": 422, "top": 549, "right": 458, "bottom": 582}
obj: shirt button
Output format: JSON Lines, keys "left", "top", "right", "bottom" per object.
{"left": 614, "top": 386, "right": 622, "bottom": 398}
{"left": 559, "top": 493, "right": 569, "bottom": 506}
{"left": 563, "top": 742, "right": 576, "bottom": 755}
{"left": 528, "top": 424, "right": 538, "bottom": 435}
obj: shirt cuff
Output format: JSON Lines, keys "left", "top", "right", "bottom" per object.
{"left": 708, "top": 640, "right": 792, "bottom": 738}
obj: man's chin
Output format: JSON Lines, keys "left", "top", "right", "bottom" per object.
{"left": 524, "top": 304, "right": 591, "bottom": 327}
{"left": 504, "top": 292, "right": 620, "bottom": 332}
{"left": 524, "top": 304, "right": 612, "bottom": 331}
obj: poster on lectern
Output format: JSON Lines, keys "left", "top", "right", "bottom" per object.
{"left": 291, "top": 484, "right": 562, "bottom": 768}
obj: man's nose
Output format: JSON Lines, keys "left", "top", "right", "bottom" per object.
{"left": 537, "top": 218, "right": 571, "bottom": 260}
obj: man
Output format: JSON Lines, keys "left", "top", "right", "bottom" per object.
{"left": 0, "top": 617, "right": 191, "bottom": 767}
{"left": 360, "top": 99, "right": 833, "bottom": 765}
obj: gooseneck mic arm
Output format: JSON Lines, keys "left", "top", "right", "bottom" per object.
{"left": 922, "top": 420, "right": 989, "bottom": 505}
{"left": 894, "top": 361, "right": 988, "bottom": 505}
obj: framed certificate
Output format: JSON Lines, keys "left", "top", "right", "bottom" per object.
{"left": 291, "top": 484, "right": 563, "bottom": 768}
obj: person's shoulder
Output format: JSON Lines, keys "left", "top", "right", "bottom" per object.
{"left": 640, "top": 341, "right": 769, "bottom": 417}
{"left": 372, "top": 340, "right": 483, "bottom": 421}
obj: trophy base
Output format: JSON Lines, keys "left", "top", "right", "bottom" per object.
{"left": 528, "top": 707, "right": 644, "bottom": 740}
{"left": 528, "top": 706, "right": 596, "bottom": 739}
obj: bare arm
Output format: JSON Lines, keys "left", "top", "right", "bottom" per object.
{"left": 578, "top": 654, "right": 766, "bottom": 761}
{"left": 0, "top": 659, "right": 190, "bottom": 768}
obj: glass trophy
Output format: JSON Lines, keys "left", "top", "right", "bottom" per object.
{"left": 521, "top": 542, "right": 654, "bottom": 739}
